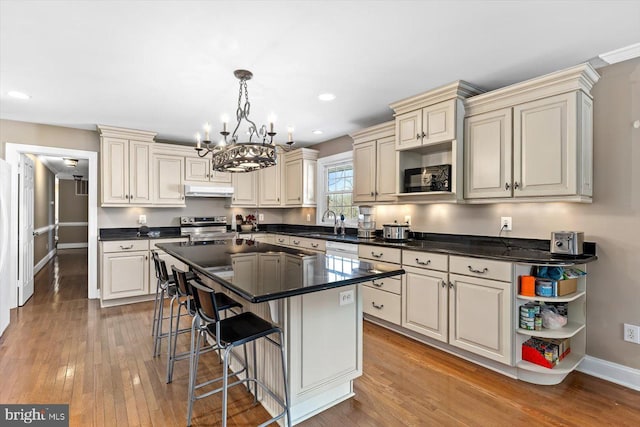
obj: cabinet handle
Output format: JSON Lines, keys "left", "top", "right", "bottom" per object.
{"left": 505, "top": 182, "right": 510, "bottom": 190}
{"left": 468, "top": 266, "right": 488, "bottom": 274}
{"left": 311, "top": 243, "right": 318, "bottom": 248}
{"left": 449, "top": 282, "right": 454, "bottom": 289}
{"left": 293, "top": 240, "right": 300, "bottom": 245}
{"left": 145, "top": 255, "right": 148, "bottom": 260}
{"left": 373, "top": 281, "right": 384, "bottom": 287}
{"left": 370, "top": 192, "right": 374, "bottom": 196}
{"left": 441, "top": 280, "right": 447, "bottom": 288}
{"left": 371, "top": 302, "right": 384, "bottom": 309}
{"left": 514, "top": 181, "right": 520, "bottom": 189}
{"left": 182, "top": 196, "right": 185, "bottom": 200}
{"left": 371, "top": 252, "right": 383, "bottom": 259}
{"left": 120, "top": 244, "right": 134, "bottom": 250}
{"left": 277, "top": 197, "right": 280, "bottom": 201}
{"left": 415, "top": 258, "right": 431, "bottom": 266}
{"left": 298, "top": 197, "right": 301, "bottom": 201}
{"left": 421, "top": 131, "right": 427, "bottom": 138}
{"left": 278, "top": 238, "right": 285, "bottom": 243}
{"left": 375, "top": 191, "right": 378, "bottom": 196}
{"left": 125, "top": 194, "right": 129, "bottom": 199}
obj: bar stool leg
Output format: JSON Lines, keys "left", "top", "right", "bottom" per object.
{"left": 221, "top": 346, "right": 233, "bottom": 427}
{"left": 167, "top": 295, "right": 183, "bottom": 383}
{"left": 154, "top": 289, "right": 166, "bottom": 357}
{"left": 151, "top": 279, "right": 161, "bottom": 336}
{"left": 253, "top": 341, "right": 258, "bottom": 404}
{"left": 278, "top": 331, "right": 291, "bottom": 427}
{"left": 187, "top": 327, "right": 203, "bottom": 427}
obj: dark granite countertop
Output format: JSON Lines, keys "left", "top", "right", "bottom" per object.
{"left": 156, "top": 240, "right": 405, "bottom": 303}
{"left": 99, "top": 227, "right": 183, "bottom": 241}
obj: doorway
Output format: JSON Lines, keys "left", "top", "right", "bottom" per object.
{"left": 4, "top": 143, "right": 98, "bottom": 310}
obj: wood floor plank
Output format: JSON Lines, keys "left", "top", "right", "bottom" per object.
{"left": 1, "top": 248, "right": 638, "bottom": 426}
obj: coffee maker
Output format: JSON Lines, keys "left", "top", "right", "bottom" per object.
{"left": 358, "top": 206, "right": 376, "bottom": 239}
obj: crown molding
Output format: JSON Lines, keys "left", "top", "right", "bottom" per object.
{"left": 599, "top": 42, "right": 640, "bottom": 65}
{"left": 349, "top": 120, "right": 394, "bottom": 141}
{"left": 389, "top": 81, "right": 484, "bottom": 115}
{"left": 96, "top": 124, "right": 157, "bottom": 141}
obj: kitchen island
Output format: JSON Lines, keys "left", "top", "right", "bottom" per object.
{"left": 157, "top": 239, "right": 405, "bottom": 425}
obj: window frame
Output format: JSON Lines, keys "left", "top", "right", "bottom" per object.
{"left": 316, "top": 151, "right": 357, "bottom": 227}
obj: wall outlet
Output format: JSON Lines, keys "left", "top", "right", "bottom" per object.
{"left": 404, "top": 215, "right": 411, "bottom": 225}
{"left": 624, "top": 323, "right": 640, "bottom": 344}
{"left": 258, "top": 213, "right": 264, "bottom": 221}
{"left": 306, "top": 214, "right": 311, "bottom": 222}
{"left": 339, "top": 290, "right": 354, "bottom": 306}
{"left": 138, "top": 214, "right": 147, "bottom": 225}
{"left": 500, "top": 216, "right": 512, "bottom": 231}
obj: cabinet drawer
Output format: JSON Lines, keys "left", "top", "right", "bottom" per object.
{"left": 449, "top": 256, "right": 512, "bottom": 282}
{"left": 102, "top": 240, "right": 149, "bottom": 253}
{"left": 358, "top": 245, "right": 401, "bottom": 264}
{"left": 402, "top": 250, "right": 448, "bottom": 271}
{"left": 362, "top": 286, "right": 401, "bottom": 325}
{"left": 273, "top": 235, "right": 290, "bottom": 246}
{"left": 299, "top": 237, "right": 326, "bottom": 252}
{"left": 363, "top": 275, "right": 401, "bottom": 295}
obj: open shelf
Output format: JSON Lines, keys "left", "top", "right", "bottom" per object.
{"left": 517, "top": 290, "right": 585, "bottom": 303}
{"left": 394, "top": 191, "right": 453, "bottom": 197}
{"left": 517, "top": 352, "right": 584, "bottom": 374}
{"left": 517, "top": 321, "right": 585, "bottom": 338}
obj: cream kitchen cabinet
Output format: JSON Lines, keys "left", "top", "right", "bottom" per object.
{"left": 359, "top": 246, "right": 403, "bottom": 325}
{"left": 101, "top": 240, "right": 149, "bottom": 301}
{"left": 351, "top": 121, "right": 397, "bottom": 204}
{"left": 464, "top": 63, "right": 599, "bottom": 202}
{"left": 151, "top": 153, "right": 185, "bottom": 206}
{"left": 185, "top": 157, "right": 232, "bottom": 184}
{"left": 448, "top": 256, "right": 512, "bottom": 365}
{"left": 395, "top": 100, "right": 457, "bottom": 151}
{"left": 98, "top": 125, "right": 156, "bottom": 206}
{"left": 231, "top": 170, "right": 259, "bottom": 207}
{"left": 258, "top": 159, "right": 282, "bottom": 206}
{"left": 284, "top": 148, "right": 318, "bottom": 206}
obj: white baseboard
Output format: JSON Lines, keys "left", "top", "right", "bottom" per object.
{"left": 34, "top": 248, "right": 56, "bottom": 275}
{"left": 578, "top": 355, "right": 640, "bottom": 391}
{"left": 57, "top": 242, "right": 88, "bottom": 249}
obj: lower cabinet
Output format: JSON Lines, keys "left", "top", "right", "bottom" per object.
{"left": 362, "top": 285, "right": 401, "bottom": 325}
{"left": 402, "top": 266, "right": 448, "bottom": 342}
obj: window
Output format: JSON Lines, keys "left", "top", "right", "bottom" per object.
{"left": 317, "top": 151, "right": 357, "bottom": 225}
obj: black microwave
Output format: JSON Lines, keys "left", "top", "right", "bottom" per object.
{"left": 404, "top": 164, "right": 451, "bottom": 193}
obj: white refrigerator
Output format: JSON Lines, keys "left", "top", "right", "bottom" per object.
{"left": 0, "top": 158, "right": 11, "bottom": 336}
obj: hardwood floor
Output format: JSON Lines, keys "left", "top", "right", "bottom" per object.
{"left": 1, "top": 249, "right": 639, "bottom": 426}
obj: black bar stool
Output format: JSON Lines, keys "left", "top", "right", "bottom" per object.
{"left": 167, "top": 266, "right": 242, "bottom": 384}
{"left": 186, "top": 278, "right": 291, "bottom": 427}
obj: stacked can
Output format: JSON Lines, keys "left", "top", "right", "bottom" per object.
{"left": 519, "top": 303, "right": 540, "bottom": 330}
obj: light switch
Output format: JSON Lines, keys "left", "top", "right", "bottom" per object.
{"left": 139, "top": 214, "right": 147, "bottom": 224}
{"left": 259, "top": 213, "right": 264, "bottom": 221}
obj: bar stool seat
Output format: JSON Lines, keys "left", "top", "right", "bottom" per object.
{"left": 207, "top": 312, "right": 276, "bottom": 347}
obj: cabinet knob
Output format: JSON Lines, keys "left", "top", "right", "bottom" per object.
{"left": 125, "top": 194, "right": 129, "bottom": 199}
{"left": 370, "top": 192, "right": 374, "bottom": 196}
{"left": 505, "top": 182, "right": 510, "bottom": 190}
{"left": 416, "top": 133, "right": 421, "bottom": 140}
{"left": 448, "top": 282, "right": 454, "bottom": 289}
{"left": 421, "top": 131, "right": 426, "bottom": 138}
{"left": 277, "top": 197, "right": 280, "bottom": 201}
{"left": 514, "top": 181, "right": 520, "bottom": 189}
{"left": 441, "top": 280, "right": 446, "bottom": 288}
{"left": 298, "top": 197, "right": 301, "bottom": 201}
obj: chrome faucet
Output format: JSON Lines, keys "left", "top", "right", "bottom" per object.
{"left": 321, "top": 209, "right": 338, "bottom": 234}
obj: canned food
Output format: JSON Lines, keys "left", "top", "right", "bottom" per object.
{"left": 536, "top": 279, "right": 554, "bottom": 297}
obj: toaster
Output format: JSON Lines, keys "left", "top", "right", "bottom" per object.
{"left": 550, "top": 231, "right": 584, "bottom": 255}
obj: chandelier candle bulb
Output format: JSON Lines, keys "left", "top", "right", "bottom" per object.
{"left": 196, "top": 133, "right": 201, "bottom": 149}
{"left": 204, "top": 123, "right": 211, "bottom": 141}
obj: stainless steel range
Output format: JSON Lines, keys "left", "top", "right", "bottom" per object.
{"left": 180, "top": 216, "right": 237, "bottom": 242}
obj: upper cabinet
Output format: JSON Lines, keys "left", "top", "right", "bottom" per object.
{"left": 99, "top": 125, "right": 156, "bottom": 206}
{"left": 259, "top": 158, "right": 282, "bottom": 207}
{"left": 351, "top": 121, "right": 397, "bottom": 204}
{"left": 231, "top": 170, "right": 259, "bottom": 207}
{"left": 389, "top": 81, "right": 484, "bottom": 202}
{"left": 151, "top": 152, "right": 184, "bottom": 206}
{"left": 185, "top": 156, "right": 232, "bottom": 185}
{"left": 284, "top": 148, "right": 318, "bottom": 207}
{"left": 464, "top": 64, "right": 599, "bottom": 202}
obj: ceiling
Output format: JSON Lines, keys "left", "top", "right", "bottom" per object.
{"left": 39, "top": 156, "right": 89, "bottom": 180}
{"left": 1, "top": 1, "right": 639, "bottom": 147}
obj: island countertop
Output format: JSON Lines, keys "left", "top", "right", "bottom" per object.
{"left": 156, "top": 239, "right": 405, "bottom": 303}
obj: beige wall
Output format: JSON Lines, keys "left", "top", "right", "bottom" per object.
{"left": 58, "top": 179, "right": 88, "bottom": 244}
{"left": 28, "top": 154, "right": 56, "bottom": 265}
{"left": 311, "top": 135, "right": 353, "bottom": 158}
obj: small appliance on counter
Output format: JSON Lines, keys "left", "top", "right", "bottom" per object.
{"left": 180, "top": 216, "right": 237, "bottom": 242}
{"left": 550, "top": 231, "right": 584, "bottom": 255}
{"left": 404, "top": 164, "right": 451, "bottom": 193}
{"left": 383, "top": 221, "right": 410, "bottom": 242}
{"left": 357, "top": 206, "right": 376, "bottom": 239}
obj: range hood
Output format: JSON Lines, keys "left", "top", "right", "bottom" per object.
{"left": 184, "top": 184, "right": 234, "bottom": 198}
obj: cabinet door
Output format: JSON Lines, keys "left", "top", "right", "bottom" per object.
{"left": 423, "top": 100, "right": 456, "bottom": 145}
{"left": 258, "top": 254, "right": 281, "bottom": 292}
{"left": 353, "top": 141, "right": 376, "bottom": 203}
{"left": 210, "top": 170, "right": 232, "bottom": 184}
{"left": 231, "top": 170, "right": 258, "bottom": 206}
{"left": 395, "top": 110, "right": 423, "bottom": 150}
{"left": 302, "top": 159, "right": 317, "bottom": 205}
{"left": 230, "top": 254, "right": 259, "bottom": 293}
{"left": 449, "top": 273, "right": 512, "bottom": 364}
{"left": 513, "top": 92, "right": 577, "bottom": 197}
{"left": 185, "top": 157, "right": 211, "bottom": 182}
{"left": 376, "top": 136, "right": 397, "bottom": 201}
{"left": 402, "top": 267, "right": 448, "bottom": 342}
{"left": 259, "top": 162, "right": 281, "bottom": 206}
{"left": 101, "top": 137, "right": 129, "bottom": 204}
{"left": 103, "top": 251, "right": 149, "bottom": 300}
{"left": 129, "top": 140, "right": 151, "bottom": 204}
{"left": 284, "top": 158, "right": 302, "bottom": 205}
{"left": 152, "top": 154, "right": 184, "bottom": 205}
{"left": 464, "top": 108, "right": 513, "bottom": 199}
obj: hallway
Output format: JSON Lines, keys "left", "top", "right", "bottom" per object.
{"left": 1, "top": 249, "right": 639, "bottom": 426}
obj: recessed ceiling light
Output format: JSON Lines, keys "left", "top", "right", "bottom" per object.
{"left": 8, "top": 90, "right": 31, "bottom": 100}
{"left": 318, "top": 93, "right": 336, "bottom": 101}
{"left": 312, "top": 130, "right": 324, "bottom": 135}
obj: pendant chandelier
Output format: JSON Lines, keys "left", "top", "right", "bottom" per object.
{"left": 195, "top": 69, "right": 294, "bottom": 173}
